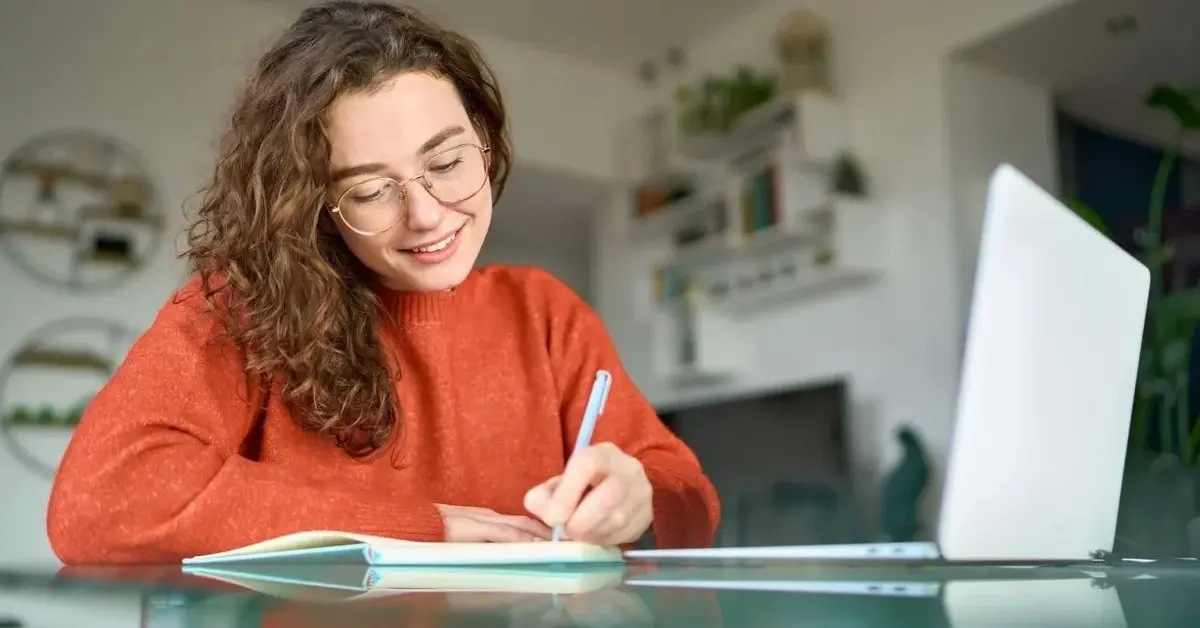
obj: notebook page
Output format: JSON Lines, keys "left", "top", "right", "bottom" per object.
{"left": 184, "top": 530, "right": 409, "bottom": 563}
{"left": 368, "top": 540, "right": 622, "bottom": 566}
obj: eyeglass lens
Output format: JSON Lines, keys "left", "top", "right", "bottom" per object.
{"left": 338, "top": 144, "right": 487, "bottom": 234}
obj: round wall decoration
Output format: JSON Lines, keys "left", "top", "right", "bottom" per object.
{"left": 0, "top": 317, "right": 138, "bottom": 479}
{"left": 0, "top": 129, "right": 164, "bottom": 291}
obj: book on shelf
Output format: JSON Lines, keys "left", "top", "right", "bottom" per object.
{"left": 739, "top": 163, "right": 783, "bottom": 237}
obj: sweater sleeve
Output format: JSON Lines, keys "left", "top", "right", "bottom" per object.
{"left": 46, "top": 282, "right": 444, "bottom": 565}
{"left": 539, "top": 274, "right": 720, "bottom": 549}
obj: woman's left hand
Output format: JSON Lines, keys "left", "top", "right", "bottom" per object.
{"left": 523, "top": 442, "right": 653, "bottom": 546}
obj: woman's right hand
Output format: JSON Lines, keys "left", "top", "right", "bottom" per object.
{"left": 434, "top": 504, "right": 553, "bottom": 542}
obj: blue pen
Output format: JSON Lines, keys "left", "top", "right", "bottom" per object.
{"left": 551, "top": 369, "right": 613, "bottom": 542}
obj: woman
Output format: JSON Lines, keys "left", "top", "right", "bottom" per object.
{"left": 45, "top": 0, "right": 720, "bottom": 564}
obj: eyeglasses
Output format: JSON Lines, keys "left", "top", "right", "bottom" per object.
{"left": 330, "top": 143, "right": 491, "bottom": 236}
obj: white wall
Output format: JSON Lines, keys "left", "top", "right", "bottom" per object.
{"left": 0, "top": 0, "right": 291, "bottom": 568}
{"left": 0, "top": 0, "right": 638, "bottom": 567}
{"left": 593, "top": 0, "right": 1073, "bottom": 528}
{"left": 468, "top": 30, "right": 649, "bottom": 182}
{"left": 946, "top": 59, "right": 1059, "bottom": 321}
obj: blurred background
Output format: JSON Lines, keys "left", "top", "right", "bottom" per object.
{"left": 1, "top": 0, "right": 1198, "bottom": 583}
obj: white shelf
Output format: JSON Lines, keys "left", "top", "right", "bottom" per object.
{"left": 663, "top": 193, "right": 874, "bottom": 272}
{"left": 663, "top": 367, "right": 736, "bottom": 389}
{"left": 675, "top": 92, "right": 846, "bottom": 165}
{"left": 669, "top": 223, "right": 818, "bottom": 270}
{"left": 630, "top": 189, "right": 726, "bottom": 244}
{"left": 707, "top": 267, "right": 880, "bottom": 317}
{"left": 653, "top": 196, "right": 884, "bottom": 312}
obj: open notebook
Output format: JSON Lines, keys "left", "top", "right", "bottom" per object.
{"left": 181, "top": 530, "right": 624, "bottom": 568}
{"left": 183, "top": 562, "right": 627, "bottom": 603}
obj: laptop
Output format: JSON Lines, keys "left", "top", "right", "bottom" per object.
{"left": 627, "top": 163, "right": 1150, "bottom": 564}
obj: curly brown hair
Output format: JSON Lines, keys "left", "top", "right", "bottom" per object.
{"left": 184, "top": 1, "right": 511, "bottom": 456}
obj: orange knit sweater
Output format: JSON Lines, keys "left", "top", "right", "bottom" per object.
{"left": 46, "top": 265, "right": 720, "bottom": 564}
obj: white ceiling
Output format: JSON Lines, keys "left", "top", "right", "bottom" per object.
{"left": 269, "top": 0, "right": 768, "bottom": 73}
{"left": 958, "top": 0, "right": 1199, "bottom": 117}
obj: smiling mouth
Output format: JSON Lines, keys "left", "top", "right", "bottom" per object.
{"left": 403, "top": 226, "right": 463, "bottom": 253}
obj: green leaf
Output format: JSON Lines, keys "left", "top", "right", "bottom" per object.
{"left": 1145, "top": 84, "right": 1200, "bottom": 131}
{"left": 1155, "top": 286, "right": 1200, "bottom": 339}
{"left": 1142, "top": 242, "right": 1176, "bottom": 268}
{"left": 1065, "top": 199, "right": 1111, "bottom": 236}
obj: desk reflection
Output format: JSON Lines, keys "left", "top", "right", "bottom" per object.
{"left": 4, "top": 561, "right": 1197, "bottom": 627}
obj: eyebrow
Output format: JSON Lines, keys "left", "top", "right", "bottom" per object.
{"left": 329, "top": 125, "right": 467, "bottom": 182}
{"left": 419, "top": 125, "right": 466, "bottom": 155}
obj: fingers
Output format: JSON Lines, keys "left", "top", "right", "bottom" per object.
{"left": 439, "top": 503, "right": 555, "bottom": 543}
{"left": 566, "top": 478, "right": 653, "bottom": 546}
{"left": 544, "top": 448, "right": 608, "bottom": 526}
{"left": 564, "top": 476, "right": 625, "bottom": 541}
{"left": 523, "top": 475, "right": 560, "bottom": 519}
{"left": 474, "top": 520, "right": 545, "bottom": 543}
{"left": 497, "top": 513, "right": 553, "bottom": 540}
{"left": 523, "top": 443, "right": 654, "bottom": 545}
{"left": 609, "top": 499, "right": 653, "bottom": 546}
{"left": 458, "top": 516, "right": 547, "bottom": 543}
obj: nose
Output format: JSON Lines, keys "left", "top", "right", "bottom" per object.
{"left": 403, "top": 181, "right": 444, "bottom": 232}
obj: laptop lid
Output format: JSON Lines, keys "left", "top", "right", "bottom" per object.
{"left": 936, "top": 164, "right": 1149, "bottom": 562}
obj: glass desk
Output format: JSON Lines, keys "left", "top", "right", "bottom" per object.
{"left": 2, "top": 559, "right": 1198, "bottom": 627}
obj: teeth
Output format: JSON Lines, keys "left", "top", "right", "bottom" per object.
{"left": 410, "top": 232, "right": 456, "bottom": 253}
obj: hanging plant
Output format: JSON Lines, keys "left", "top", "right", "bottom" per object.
{"left": 830, "top": 152, "right": 868, "bottom": 197}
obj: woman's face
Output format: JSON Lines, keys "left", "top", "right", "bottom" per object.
{"left": 325, "top": 71, "right": 493, "bottom": 292}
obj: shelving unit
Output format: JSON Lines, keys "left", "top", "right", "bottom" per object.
{"left": 620, "top": 88, "right": 882, "bottom": 389}
{"left": 12, "top": 346, "right": 111, "bottom": 373}
{"left": 0, "top": 318, "right": 136, "bottom": 478}
{"left": 630, "top": 186, "right": 728, "bottom": 245}
{"left": 0, "top": 131, "right": 165, "bottom": 291}
{"left": 674, "top": 92, "right": 845, "bottom": 165}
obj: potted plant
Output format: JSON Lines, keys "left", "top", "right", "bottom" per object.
{"left": 1067, "top": 83, "right": 1200, "bottom": 557}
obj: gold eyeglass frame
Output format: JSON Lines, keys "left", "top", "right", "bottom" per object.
{"left": 329, "top": 143, "right": 492, "bottom": 236}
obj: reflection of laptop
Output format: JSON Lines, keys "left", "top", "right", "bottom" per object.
{"left": 628, "top": 164, "right": 1150, "bottom": 564}
{"left": 627, "top": 570, "right": 1129, "bottom": 627}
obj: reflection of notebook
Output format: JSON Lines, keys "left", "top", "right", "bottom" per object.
{"left": 181, "top": 530, "right": 623, "bottom": 567}
{"left": 183, "top": 563, "right": 626, "bottom": 603}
